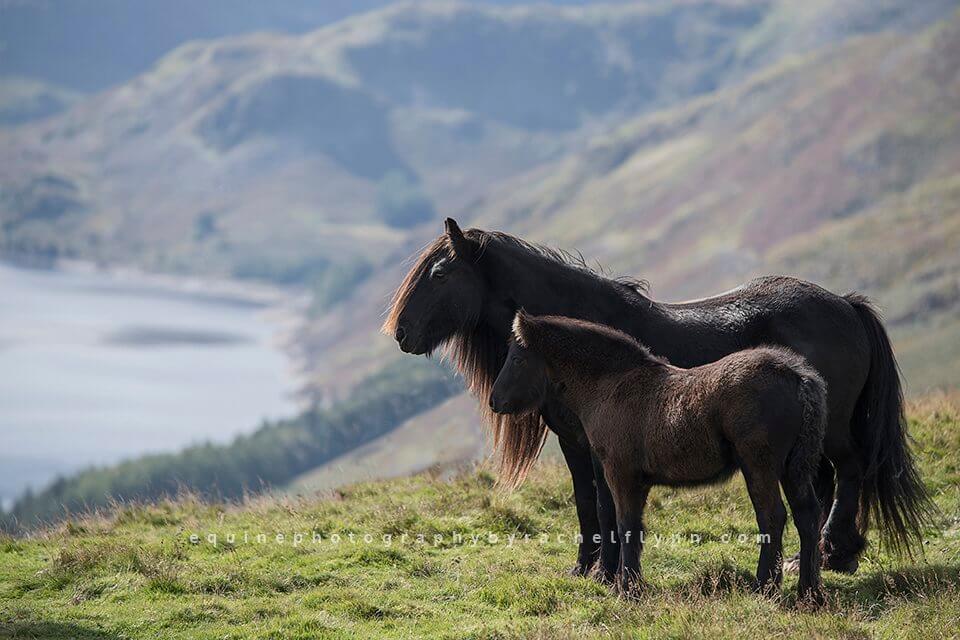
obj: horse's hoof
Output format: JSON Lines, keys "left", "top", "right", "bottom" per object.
{"left": 782, "top": 554, "right": 801, "bottom": 574}
{"left": 751, "top": 580, "right": 781, "bottom": 598}
{"left": 823, "top": 555, "right": 858, "bottom": 574}
{"left": 797, "top": 586, "right": 827, "bottom": 609}
{"left": 617, "top": 580, "right": 645, "bottom": 601}
{"left": 592, "top": 568, "right": 616, "bottom": 585}
{"left": 567, "top": 562, "right": 592, "bottom": 578}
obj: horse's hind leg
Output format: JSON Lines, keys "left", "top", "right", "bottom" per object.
{"left": 820, "top": 452, "right": 866, "bottom": 573}
{"left": 741, "top": 465, "right": 787, "bottom": 593}
{"left": 782, "top": 477, "right": 825, "bottom": 604}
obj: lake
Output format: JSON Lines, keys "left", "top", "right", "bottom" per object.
{"left": 0, "top": 261, "right": 301, "bottom": 509}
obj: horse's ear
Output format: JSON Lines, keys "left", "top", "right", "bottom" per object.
{"left": 445, "top": 217, "right": 475, "bottom": 260}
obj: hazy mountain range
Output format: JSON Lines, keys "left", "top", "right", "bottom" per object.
{"left": 1, "top": 0, "right": 958, "bottom": 508}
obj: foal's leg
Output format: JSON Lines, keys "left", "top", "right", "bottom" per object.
{"left": 615, "top": 484, "right": 651, "bottom": 597}
{"left": 592, "top": 453, "right": 620, "bottom": 583}
{"left": 782, "top": 477, "right": 825, "bottom": 605}
{"left": 557, "top": 435, "right": 601, "bottom": 576}
{"left": 785, "top": 457, "right": 834, "bottom": 573}
{"left": 741, "top": 465, "right": 787, "bottom": 593}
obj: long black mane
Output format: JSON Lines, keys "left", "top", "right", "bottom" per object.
{"left": 383, "top": 228, "right": 649, "bottom": 485}
{"left": 474, "top": 231, "right": 649, "bottom": 296}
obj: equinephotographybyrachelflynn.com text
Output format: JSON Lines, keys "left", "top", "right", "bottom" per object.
{"left": 188, "top": 529, "right": 773, "bottom": 549}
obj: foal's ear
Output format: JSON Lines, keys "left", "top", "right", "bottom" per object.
{"left": 445, "top": 217, "right": 475, "bottom": 260}
{"left": 511, "top": 309, "right": 534, "bottom": 347}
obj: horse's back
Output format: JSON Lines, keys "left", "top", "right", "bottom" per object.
{"left": 656, "top": 275, "right": 869, "bottom": 433}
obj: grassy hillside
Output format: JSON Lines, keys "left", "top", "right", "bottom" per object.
{"left": 2, "top": 395, "right": 958, "bottom": 639}
{"left": 3, "top": 0, "right": 958, "bottom": 555}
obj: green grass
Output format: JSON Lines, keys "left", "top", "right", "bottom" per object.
{"left": 2, "top": 396, "right": 959, "bottom": 639}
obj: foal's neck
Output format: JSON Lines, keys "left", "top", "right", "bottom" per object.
{"left": 542, "top": 348, "right": 663, "bottom": 419}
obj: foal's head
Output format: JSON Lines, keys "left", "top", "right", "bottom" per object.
{"left": 490, "top": 338, "right": 549, "bottom": 415}
{"left": 382, "top": 218, "right": 486, "bottom": 355}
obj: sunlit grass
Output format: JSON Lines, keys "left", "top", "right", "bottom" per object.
{"left": 2, "top": 395, "right": 958, "bottom": 639}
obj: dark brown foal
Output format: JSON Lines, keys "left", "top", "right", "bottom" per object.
{"left": 491, "top": 312, "right": 827, "bottom": 602}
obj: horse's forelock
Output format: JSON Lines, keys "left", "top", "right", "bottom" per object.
{"left": 381, "top": 236, "right": 452, "bottom": 335}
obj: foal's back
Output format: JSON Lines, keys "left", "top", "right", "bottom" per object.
{"left": 589, "top": 346, "right": 823, "bottom": 486}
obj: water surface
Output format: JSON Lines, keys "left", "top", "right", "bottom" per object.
{"left": 0, "top": 262, "right": 300, "bottom": 508}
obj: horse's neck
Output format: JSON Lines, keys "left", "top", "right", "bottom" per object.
{"left": 484, "top": 248, "right": 656, "bottom": 329}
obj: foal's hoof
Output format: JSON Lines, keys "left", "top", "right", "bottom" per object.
{"left": 617, "top": 574, "right": 646, "bottom": 600}
{"left": 590, "top": 565, "right": 616, "bottom": 585}
{"left": 782, "top": 553, "right": 801, "bottom": 574}
{"left": 567, "top": 562, "right": 592, "bottom": 578}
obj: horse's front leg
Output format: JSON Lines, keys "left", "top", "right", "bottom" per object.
{"left": 557, "top": 435, "right": 602, "bottom": 576}
{"left": 592, "top": 453, "right": 620, "bottom": 583}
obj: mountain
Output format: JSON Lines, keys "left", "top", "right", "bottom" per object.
{"left": 2, "top": 0, "right": 952, "bottom": 337}
{"left": 0, "top": 0, "right": 644, "bottom": 94}
{"left": 465, "top": 14, "right": 960, "bottom": 390}
{"left": 1, "top": 1, "right": 784, "bottom": 278}
{"left": 295, "top": 7, "right": 960, "bottom": 395}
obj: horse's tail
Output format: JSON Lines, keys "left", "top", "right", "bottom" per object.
{"left": 845, "top": 293, "right": 935, "bottom": 556}
{"left": 787, "top": 363, "right": 828, "bottom": 490}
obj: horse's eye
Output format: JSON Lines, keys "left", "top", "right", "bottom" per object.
{"left": 430, "top": 260, "right": 448, "bottom": 280}
{"left": 511, "top": 355, "right": 523, "bottom": 365}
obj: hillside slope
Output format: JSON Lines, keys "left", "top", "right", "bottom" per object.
{"left": 1, "top": 395, "right": 958, "bottom": 639}
{"left": 0, "top": 1, "right": 771, "bottom": 276}
{"left": 2, "top": 1, "right": 952, "bottom": 288}
{"left": 300, "top": 11, "right": 960, "bottom": 398}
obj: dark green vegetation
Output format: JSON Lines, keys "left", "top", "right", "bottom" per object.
{"left": 2, "top": 396, "right": 958, "bottom": 638}
{"left": 3, "top": 360, "right": 459, "bottom": 532}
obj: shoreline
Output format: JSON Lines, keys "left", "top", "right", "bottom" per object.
{"left": 0, "top": 257, "right": 315, "bottom": 509}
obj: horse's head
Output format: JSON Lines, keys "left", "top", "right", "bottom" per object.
{"left": 490, "top": 334, "right": 548, "bottom": 415}
{"left": 383, "top": 218, "right": 486, "bottom": 355}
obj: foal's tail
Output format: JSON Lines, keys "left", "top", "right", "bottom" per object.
{"left": 788, "top": 365, "right": 828, "bottom": 489}
{"left": 845, "top": 293, "right": 936, "bottom": 557}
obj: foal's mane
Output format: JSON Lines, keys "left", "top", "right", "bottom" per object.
{"left": 382, "top": 227, "right": 648, "bottom": 487}
{"left": 513, "top": 312, "right": 667, "bottom": 376}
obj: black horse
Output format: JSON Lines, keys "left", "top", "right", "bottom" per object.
{"left": 490, "top": 312, "right": 827, "bottom": 601}
{"left": 383, "top": 218, "right": 932, "bottom": 579}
